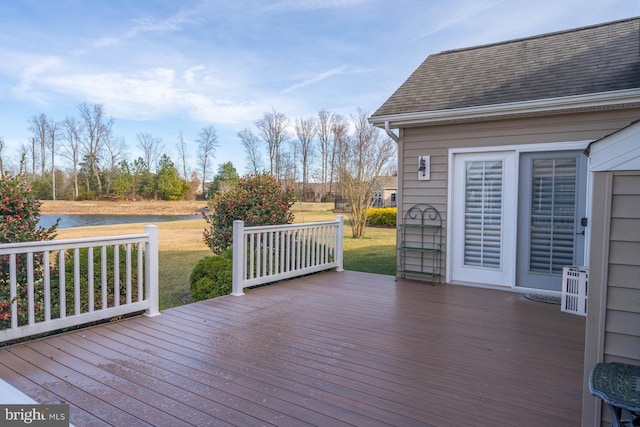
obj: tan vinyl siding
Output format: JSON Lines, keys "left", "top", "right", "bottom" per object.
{"left": 397, "top": 108, "right": 640, "bottom": 282}
{"left": 606, "top": 310, "right": 639, "bottom": 336}
{"left": 584, "top": 171, "right": 640, "bottom": 426}
{"left": 607, "top": 263, "right": 640, "bottom": 288}
{"left": 610, "top": 218, "right": 640, "bottom": 242}
{"left": 604, "top": 172, "right": 640, "bottom": 364}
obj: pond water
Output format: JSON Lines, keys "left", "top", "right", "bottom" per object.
{"left": 39, "top": 214, "right": 202, "bottom": 229}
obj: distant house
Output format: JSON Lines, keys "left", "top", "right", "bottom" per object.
{"left": 369, "top": 17, "right": 640, "bottom": 426}
{"left": 371, "top": 176, "right": 397, "bottom": 208}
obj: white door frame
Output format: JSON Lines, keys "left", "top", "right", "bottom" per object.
{"left": 449, "top": 151, "right": 517, "bottom": 286}
{"left": 446, "top": 141, "right": 591, "bottom": 288}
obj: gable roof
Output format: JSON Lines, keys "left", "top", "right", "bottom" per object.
{"left": 371, "top": 17, "right": 640, "bottom": 125}
{"left": 374, "top": 175, "right": 398, "bottom": 190}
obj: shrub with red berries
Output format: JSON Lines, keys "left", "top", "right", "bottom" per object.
{"left": 202, "top": 173, "right": 295, "bottom": 254}
{"left": 0, "top": 172, "right": 58, "bottom": 328}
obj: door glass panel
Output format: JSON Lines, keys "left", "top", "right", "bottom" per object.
{"left": 529, "top": 158, "right": 576, "bottom": 274}
{"left": 464, "top": 160, "right": 503, "bottom": 269}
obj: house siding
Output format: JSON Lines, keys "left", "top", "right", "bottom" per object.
{"left": 583, "top": 170, "right": 640, "bottom": 427}
{"left": 397, "top": 108, "right": 640, "bottom": 282}
{"left": 605, "top": 172, "right": 640, "bottom": 361}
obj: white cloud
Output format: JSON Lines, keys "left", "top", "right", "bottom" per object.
{"left": 89, "top": 3, "right": 205, "bottom": 48}
{"left": 183, "top": 65, "right": 206, "bottom": 84}
{"left": 263, "top": 0, "right": 370, "bottom": 12}
{"left": 281, "top": 64, "right": 349, "bottom": 93}
{"left": 11, "top": 56, "right": 62, "bottom": 104}
{"left": 26, "top": 65, "right": 266, "bottom": 125}
{"left": 407, "top": 0, "right": 505, "bottom": 44}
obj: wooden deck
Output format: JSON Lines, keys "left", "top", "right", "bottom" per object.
{"left": 0, "top": 271, "right": 585, "bottom": 426}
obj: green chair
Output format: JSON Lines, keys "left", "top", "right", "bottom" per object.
{"left": 589, "top": 363, "right": 640, "bottom": 427}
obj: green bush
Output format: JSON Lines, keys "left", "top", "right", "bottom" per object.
{"left": 0, "top": 171, "right": 58, "bottom": 328}
{"left": 203, "top": 173, "right": 295, "bottom": 254}
{"left": 367, "top": 207, "right": 397, "bottom": 227}
{"left": 189, "top": 250, "right": 232, "bottom": 301}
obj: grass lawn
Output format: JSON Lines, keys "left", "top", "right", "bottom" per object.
{"left": 55, "top": 212, "right": 396, "bottom": 310}
{"left": 291, "top": 211, "right": 397, "bottom": 275}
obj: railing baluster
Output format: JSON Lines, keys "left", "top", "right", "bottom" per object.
{"left": 43, "top": 251, "right": 51, "bottom": 322}
{"left": 249, "top": 233, "right": 255, "bottom": 280}
{"left": 88, "top": 247, "right": 94, "bottom": 312}
{"left": 323, "top": 225, "right": 328, "bottom": 263}
{"left": 126, "top": 243, "right": 132, "bottom": 305}
{"left": 268, "top": 231, "right": 273, "bottom": 276}
{"left": 74, "top": 248, "right": 80, "bottom": 315}
{"left": 27, "top": 252, "right": 34, "bottom": 325}
{"left": 295, "top": 230, "right": 301, "bottom": 270}
{"left": 312, "top": 227, "right": 318, "bottom": 266}
{"left": 282, "top": 230, "right": 291, "bottom": 272}
{"left": 9, "top": 254, "right": 17, "bottom": 329}
{"left": 275, "top": 230, "right": 281, "bottom": 274}
{"left": 114, "top": 245, "right": 120, "bottom": 307}
{"left": 101, "top": 246, "right": 107, "bottom": 309}
{"left": 138, "top": 243, "right": 143, "bottom": 302}
{"left": 59, "top": 249, "right": 66, "bottom": 319}
{"left": 280, "top": 231, "right": 284, "bottom": 273}
{"left": 318, "top": 226, "right": 322, "bottom": 264}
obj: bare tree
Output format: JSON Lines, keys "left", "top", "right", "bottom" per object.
{"left": 255, "top": 108, "right": 290, "bottom": 179}
{"left": 62, "top": 117, "right": 83, "bottom": 199}
{"left": 176, "top": 130, "right": 189, "bottom": 180}
{"left": 29, "top": 137, "right": 36, "bottom": 176}
{"left": 338, "top": 110, "right": 394, "bottom": 238}
{"left": 294, "top": 116, "right": 317, "bottom": 201}
{"left": 238, "top": 127, "right": 263, "bottom": 174}
{"left": 317, "top": 109, "right": 334, "bottom": 195}
{"left": 196, "top": 126, "right": 219, "bottom": 196}
{"left": 136, "top": 132, "right": 163, "bottom": 173}
{"left": 46, "top": 117, "right": 58, "bottom": 200}
{"left": 104, "top": 136, "right": 126, "bottom": 194}
{"left": 29, "top": 113, "right": 48, "bottom": 177}
{"left": 329, "top": 114, "right": 348, "bottom": 197}
{"left": 280, "top": 146, "right": 297, "bottom": 190}
{"left": 77, "top": 103, "right": 113, "bottom": 195}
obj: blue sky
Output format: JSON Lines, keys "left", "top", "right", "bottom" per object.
{"left": 0, "top": 0, "right": 637, "bottom": 175}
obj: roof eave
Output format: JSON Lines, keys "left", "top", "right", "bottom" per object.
{"left": 369, "top": 88, "right": 640, "bottom": 128}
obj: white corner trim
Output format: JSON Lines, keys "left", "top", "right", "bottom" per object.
{"left": 370, "top": 88, "right": 640, "bottom": 127}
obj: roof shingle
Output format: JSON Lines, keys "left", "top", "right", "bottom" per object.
{"left": 372, "top": 17, "right": 640, "bottom": 118}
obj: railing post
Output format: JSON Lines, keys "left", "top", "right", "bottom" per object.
{"left": 335, "top": 215, "right": 344, "bottom": 272}
{"left": 232, "top": 220, "right": 245, "bottom": 296}
{"left": 144, "top": 225, "right": 160, "bottom": 317}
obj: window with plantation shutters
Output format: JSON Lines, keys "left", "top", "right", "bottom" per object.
{"left": 529, "top": 158, "right": 577, "bottom": 274}
{"left": 464, "top": 160, "right": 503, "bottom": 269}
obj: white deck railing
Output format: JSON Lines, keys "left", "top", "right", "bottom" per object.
{"left": 0, "top": 225, "right": 159, "bottom": 343}
{"left": 232, "top": 217, "right": 344, "bottom": 296}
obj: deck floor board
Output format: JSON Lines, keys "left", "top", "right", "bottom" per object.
{"left": 0, "top": 271, "right": 585, "bottom": 426}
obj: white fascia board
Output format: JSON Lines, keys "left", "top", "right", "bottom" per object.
{"left": 590, "top": 120, "right": 640, "bottom": 171}
{"left": 370, "top": 88, "right": 640, "bottom": 128}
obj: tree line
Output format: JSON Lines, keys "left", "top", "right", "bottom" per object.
{"left": 0, "top": 103, "right": 396, "bottom": 204}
